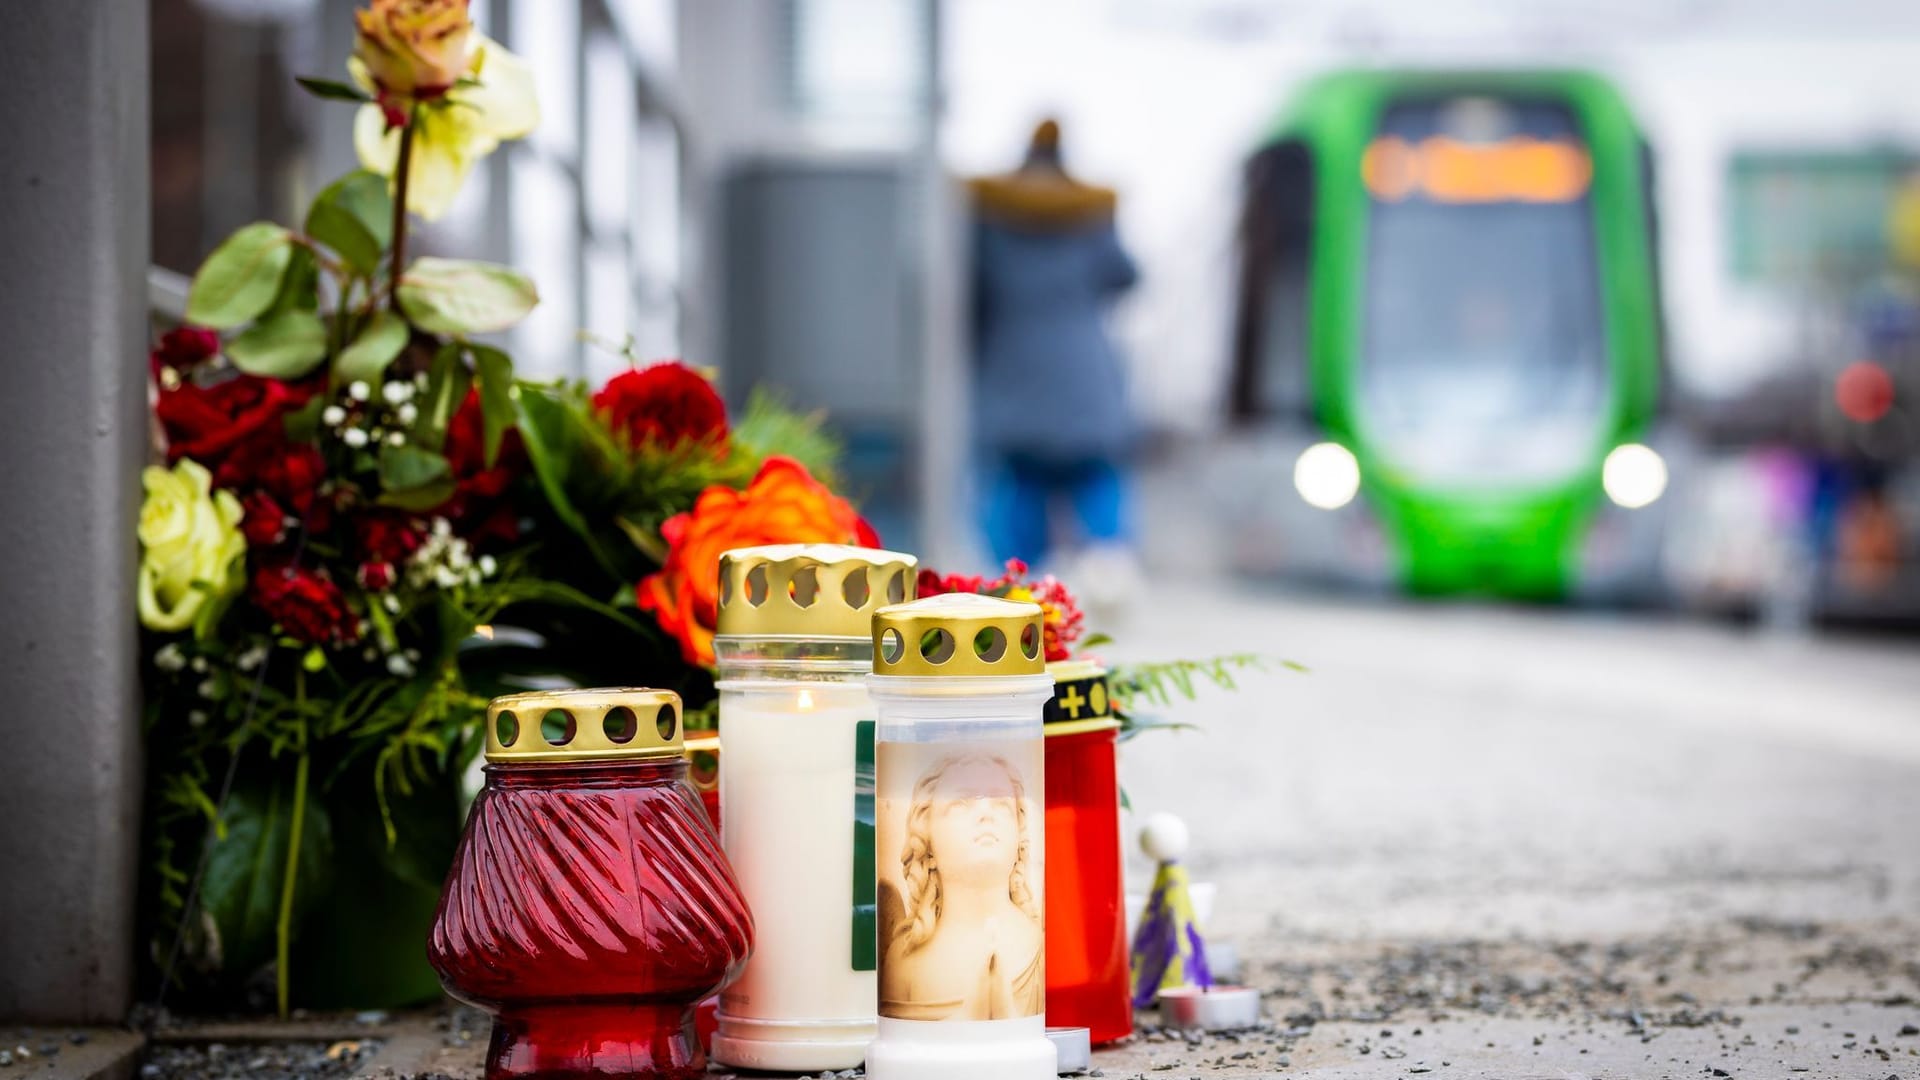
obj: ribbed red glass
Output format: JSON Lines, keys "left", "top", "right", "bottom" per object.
{"left": 429, "top": 757, "right": 754, "bottom": 1079}
{"left": 1043, "top": 725, "right": 1132, "bottom": 1044}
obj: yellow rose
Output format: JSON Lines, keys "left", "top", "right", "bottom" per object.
{"left": 352, "top": 32, "right": 537, "bottom": 221}
{"left": 352, "top": 0, "right": 474, "bottom": 103}
{"left": 138, "top": 459, "right": 247, "bottom": 634}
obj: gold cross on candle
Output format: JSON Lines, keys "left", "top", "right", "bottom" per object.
{"left": 1058, "top": 682, "right": 1086, "bottom": 718}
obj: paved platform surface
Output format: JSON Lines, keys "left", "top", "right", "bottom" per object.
{"left": 1084, "top": 584, "right": 1920, "bottom": 1078}
{"left": 84, "top": 587, "right": 1920, "bottom": 1080}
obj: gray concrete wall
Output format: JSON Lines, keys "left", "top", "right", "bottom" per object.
{"left": 0, "top": 0, "right": 150, "bottom": 1023}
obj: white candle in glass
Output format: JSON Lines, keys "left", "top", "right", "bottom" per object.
{"left": 715, "top": 679, "right": 874, "bottom": 1064}
{"left": 710, "top": 545, "right": 917, "bottom": 1073}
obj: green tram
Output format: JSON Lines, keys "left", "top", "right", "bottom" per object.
{"left": 1229, "top": 70, "right": 1669, "bottom": 599}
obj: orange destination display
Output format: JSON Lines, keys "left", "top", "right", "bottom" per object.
{"left": 1362, "top": 134, "right": 1592, "bottom": 204}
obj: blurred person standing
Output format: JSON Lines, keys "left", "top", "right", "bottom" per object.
{"left": 968, "top": 119, "right": 1142, "bottom": 607}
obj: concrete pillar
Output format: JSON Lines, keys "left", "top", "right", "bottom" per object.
{"left": 0, "top": 0, "right": 149, "bottom": 1023}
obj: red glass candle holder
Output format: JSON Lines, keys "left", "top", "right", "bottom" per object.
{"left": 1043, "top": 662, "right": 1132, "bottom": 1045}
{"left": 429, "top": 689, "right": 754, "bottom": 1080}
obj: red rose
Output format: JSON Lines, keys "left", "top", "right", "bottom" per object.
{"left": 358, "top": 561, "right": 396, "bottom": 591}
{"left": 239, "top": 491, "right": 289, "bottom": 547}
{"left": 251, "top": 563, "right": 359, "bottom": 646}
{"left": 592, "top": 363, "right": 729, "bottom": 451}
{"left": 357, "top": 511, "right": 426, "bottom": 566}
{"left": 219, "top": 441, "right": 327, "bottom": 515}
{"left": 443, "top": 390, "right": 521, "bottom": 499}
{"left": 152, "top": 327, "right": 220, "bottom": 372}
{"left": 156, "top": 373, "right": 315, "bottom": 468}
{"left": 439, "top": 390, "right": 524, "bottom": 544}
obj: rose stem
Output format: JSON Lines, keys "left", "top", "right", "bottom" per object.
{"left": 388, "top": 102, "right": 419, "bottom": 314}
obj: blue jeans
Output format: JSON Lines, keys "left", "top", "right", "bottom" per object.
{"left": 982, "top": 455, "right": 1134, "bottom": 567}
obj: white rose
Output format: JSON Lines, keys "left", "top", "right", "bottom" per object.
{"left": 137, "top": 459, "right": 246, "bottom": 633}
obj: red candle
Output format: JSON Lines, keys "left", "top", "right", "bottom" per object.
{"left": 1043, "top": 662, "right": 1132, "bottom": 1045}
{"left": 429, "top": 689, "right": 754, "bottom": 1080}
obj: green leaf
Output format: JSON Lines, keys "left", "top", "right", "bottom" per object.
{"left": 615, "top": 516, "right": 668, "bottom": 563}
{"left": 267, "top": 245, "right": 320, "bottom": 316}
{"left": 395, "top": 257, "right": 538, "bottom": 335}
{"left": 378, "top": 444, "right": 452, "bottom": 493}
{"left": 1080, "top": 632, "right": 1114, "bottom": 649}
{"left": 469, "top": 344, "right": 514, "bottom": 469}
{"left": 283, "top": 395, "right": 326, "bottom": 442}
{"left": 512, "top": 384, "right": 633, "bottom": 583}
{"left": 377, "top": 443, "right": 455, "bottom": 513}
{"left": 377, "top": 480, "right": 459, "bottom": 512}
{"left": 225, "top": 311, "right": 328, "bottom": 379}
{"left": 294, "top": 76, "right": 373, "bottom": 103}
{"left": 413, "top": 342, "right": 471, "bottom": 453}
{"left": 186, "top": 223, "right": 297, "bottom": 329}
{"left": 199, "top": 776, "right": 333, "bottom": 979}
{"left": 304, "top": 171, "right": 391, "bottom": 275}
{"left": 333, "top": 310, "right": 409, "bottom": 385}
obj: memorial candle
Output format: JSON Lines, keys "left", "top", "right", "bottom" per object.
{"left": 427, "top": 688, "right": 752, "bottom": 1080}
{"left": 710, "top": 544, "right": 918, "bottom": 1073}
{"left": 1042, "top": 660, "right": 1131, "bottom": 1045}
{"left": 865, "top": 593, "right": 1058, "bottom": 1080}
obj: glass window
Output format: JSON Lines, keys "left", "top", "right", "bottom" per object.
{"left": 511, "top": 154, "right": 580, "bottom": 376}
{"left": 1361, "top": 97, "right": 1608, "bottom": 486}
{"left": 515, "top": 0, "right": 580, "bottom": 158}
{"left": 583, "top": 33, "right": 632, "bottom": 234}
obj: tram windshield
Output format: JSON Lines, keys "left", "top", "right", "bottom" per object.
{"left": 1361, "top": 98, "right": 1608, "bottom": 487}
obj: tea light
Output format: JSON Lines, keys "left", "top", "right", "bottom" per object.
{"left": 710, "top": 545, "right": 918, "bottom": 1073}
{"left": 865, "top": 594, "right": 1058, "bottom": 1080}
{"left": 1157, "top": 985, "right": 1263, "bottom": 1032}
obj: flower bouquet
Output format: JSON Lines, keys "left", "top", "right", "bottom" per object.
{"left": 140, "top": 0, "right": 875, "bottom": 1014}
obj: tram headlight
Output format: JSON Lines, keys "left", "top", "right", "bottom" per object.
{"left": 1294, "top": 442, "right": 1361, "bottom": 510}
{"left": 1602, "top": 443, "right": 1667, "bottom": 509}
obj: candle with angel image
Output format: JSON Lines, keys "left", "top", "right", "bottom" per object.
{"left": 864, "top": 591, "right": 1057, "bottom": 1080}
{"left": 876, "top": 745, "right": 1045, "bottom": 1021}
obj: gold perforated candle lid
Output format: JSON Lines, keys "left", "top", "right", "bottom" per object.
{"left": 486, "top": 688, "right": 683, "bottom": 763}
{"left": 715, "top": 544, "right": 918, "bottom": 639}
{"left": 871, "top": 593, "right": 1047, "bottom": 678}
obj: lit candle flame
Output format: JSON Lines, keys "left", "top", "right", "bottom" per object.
{"left": 797, "top": 689, "right": 815, "bottom": 712}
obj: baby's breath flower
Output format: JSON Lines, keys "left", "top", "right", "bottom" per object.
{"left": 348, "top": 381, "right": 371, "bottom": 402}
{"left": 382, "top": 381, "right": 412, "bottom": 405}
{"left": 322, "top": 405, "right": 347, "bottom": 427}
{"left": 154, "top": 643, "right": 187, "bottom": 672}
{"left": 342, "top": 427, "right": 369, "bottom": 449}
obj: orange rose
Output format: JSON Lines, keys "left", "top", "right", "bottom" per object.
{"left": 639, "top": 457, "right": 879, "bottom": 666}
